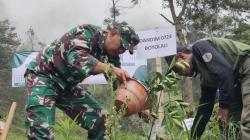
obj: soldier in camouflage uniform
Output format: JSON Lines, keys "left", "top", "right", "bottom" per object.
{"left": 24, "top": 21, "right": 140, "bottom": 140}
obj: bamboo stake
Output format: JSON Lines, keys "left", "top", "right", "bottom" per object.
{"left": 1, "top": 102, "right": 17, "bottom": 140}
{"left": 150, "top": 57, "right": 165, "bottom": 139}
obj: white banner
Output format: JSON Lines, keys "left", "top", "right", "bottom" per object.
{"left": 136, "top": 27, "right": 177, "bottom": 59}
{"left": 12, "top": 51, "right": 146, "bottom": 87}
{"left": 12, "top": 52, "right": 39, "bottom": 87}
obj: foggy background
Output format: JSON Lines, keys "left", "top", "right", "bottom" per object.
{"left": 0, "top": 0, "right": 172, "bottom": 44}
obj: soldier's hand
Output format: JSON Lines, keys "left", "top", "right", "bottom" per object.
{"left": 217, "top": 107, "right": 229, "bottom": 127}
{"left": 114, "top": 67, "right": 130, "bottom": 85}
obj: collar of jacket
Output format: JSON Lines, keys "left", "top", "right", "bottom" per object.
{"left": 98, "top": 30, "right": 108, "bottom": 52}
{"left": 191, "top": 54, "right": 198, "bottom": 77}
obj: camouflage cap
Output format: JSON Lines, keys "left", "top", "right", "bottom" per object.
{"left": 115, "top": 21, "right": 140, "bottom": 54}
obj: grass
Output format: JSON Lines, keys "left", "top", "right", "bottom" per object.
{"left": 7, "top": 132, "right": 142, "bottom": 140}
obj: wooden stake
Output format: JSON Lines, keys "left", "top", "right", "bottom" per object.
{"left": 150, "top": 57, "right": 165, "bottom": 139}
{"left": 1, "top": 102, "right": 17, "bottom": 140}
{"left": 156, "top": 57, "right": 164, "bottom": 122}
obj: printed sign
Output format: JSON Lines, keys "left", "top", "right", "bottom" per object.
{"left": 136, "top": 27, "right": 177, "bottom": 59}
{"left": 12, "top": 52, "right": 39, "bottom": 87}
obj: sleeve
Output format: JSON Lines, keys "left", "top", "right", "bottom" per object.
{"left": 192, "top": 40, "right": 234, "bottom": 108}
{"left": 191, "top": 86, "right": 217, "bottom": 139}
{"left": 62, "top": 25, "right": 102, "bottom": 78}
{"left": 66, "top": 48, "right": 99, "bottom": 78}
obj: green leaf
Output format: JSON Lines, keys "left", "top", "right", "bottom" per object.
{"left": 166, "top": 56, "right": 177, "bottom": 74}
{"left": 173, "top": 118, "right": 183, "bottom": 128}
{"left": 151, "top": 112, "right": 158, "bottom": 119}
{"left": 169, "top": 110, "right": 179, "bottom": 116}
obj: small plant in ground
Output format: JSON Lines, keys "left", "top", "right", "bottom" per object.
{"left": 104, "top": 63, "right": 128, "bottom": 140}
{"left": 145, "top": 57, "right": 191, "bottom": 139}
{"left": 54, "top": 115, "right": 79, "bottom": 140}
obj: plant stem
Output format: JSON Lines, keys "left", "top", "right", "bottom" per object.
{"left": 147, "top": 90, "right": 163, "bottom": 139}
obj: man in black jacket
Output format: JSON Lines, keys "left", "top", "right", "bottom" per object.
{"left": 165, "top": 37, "right": 250, "bottom": 139}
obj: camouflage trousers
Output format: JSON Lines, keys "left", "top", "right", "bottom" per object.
{"left": 24, "top": 71, "right": 107, "bottom": 140}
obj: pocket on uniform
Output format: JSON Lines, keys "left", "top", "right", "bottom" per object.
{"left": 26, "top": 95, "right": 56, "bottom": 108}
{"left": 25, "top": 95, "right": 56, "bottom": 126}
{"left": 31, "top": 86, "right": 56, "bottom": 96}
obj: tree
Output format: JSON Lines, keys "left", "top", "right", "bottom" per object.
{"left": 183, "top": 0, "right": 250, "bottom": 42}
{"left": 161, "top": 0, "right": 189, "bottom": 47}
{"left": 104, "top": 0, "right": 138, "bottom": 26}
{"left": 0, "top": 19, "right": 20, "bottom": 66}
{"left": 156, "top": 0, "right": 250, "bottom": 105}
{"left": 17, "top": 26, "right": 46, "bottom": 51}
{"left": 225, "top": 21, "right": 250, "bottom": 45}
{"left": 0, "top": 19, "right": 20, "bottom": 48}
{"left": 160, "top": 0, "right": 193, "bottom": 106}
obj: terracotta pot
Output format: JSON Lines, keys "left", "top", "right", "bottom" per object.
{"left": 115, "top": 79, "right": 152, "bottom": 116}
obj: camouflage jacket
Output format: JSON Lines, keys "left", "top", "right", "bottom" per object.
{"left": 26, "top": 24, "right": 121, "bottom": 89}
